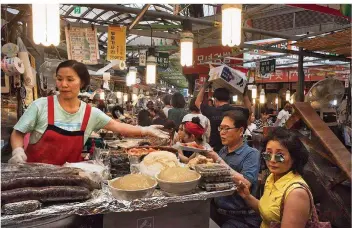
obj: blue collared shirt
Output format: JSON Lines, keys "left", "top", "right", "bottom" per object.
{"left": 214, "top": 143, "right": 261, "bottom": 211}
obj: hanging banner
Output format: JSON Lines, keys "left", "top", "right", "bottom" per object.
{"left": 24, "top": 86, "right": 33, "bottom": 106}
{"left": 65, "top": 26, "right": 100, "bottom": 65}
{"left": 182, "top": 46, "right": 245, "bottom": 75}
{"left": 139, "top": 49, "right": 147, "bottom": 66}
{"left": 107, "top": 26, "right": 126, "bottom": 61}
{"left": 251, "top": 65, "right": 348, "bottom": 83}
{"left": 28, "top": 53, "right": 36, "bottom": 69}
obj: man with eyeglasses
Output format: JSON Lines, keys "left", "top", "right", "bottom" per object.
{"left": 206, "top": 110, "right": 261, "bottom": 228}
{"left": 195, "top": 81, "right": 251, "bottom": 153}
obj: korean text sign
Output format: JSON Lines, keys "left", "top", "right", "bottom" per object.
{"left": 107, "top": 26, "right": 126, "bottom": 61}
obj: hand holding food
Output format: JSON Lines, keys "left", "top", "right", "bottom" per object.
{"left": 204, "top": 151, "right": 220, "bottom": 162}
{"left": 188, "top": 155, "right": 214, "bottom": 169}
{"left": 142, "top": 125, "right": 170, "bottom": 139}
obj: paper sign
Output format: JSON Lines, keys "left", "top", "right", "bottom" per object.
{"left": 260, "top": 59, "right": 276, "bottom": 76}
{"left": 107, "top": 26, "right": 126, "bottom": 61}
{"left": 74, "top": 6, "right": 81, "bottom": 14}
{"left": 139, "top": 49, "right": 147, "bottom": 66}
{"left": 65, "top": 26, "right": 100, "bottom": 65}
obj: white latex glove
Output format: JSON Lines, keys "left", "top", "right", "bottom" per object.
{"left": 8, "top": 147, "right": 27, "bottom": 164}
{"left": 141, "top": 125, "right": 170, "bottom": 139}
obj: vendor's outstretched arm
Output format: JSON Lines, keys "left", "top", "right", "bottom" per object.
{"left": 11, "top": 130, "right": 25, "bottom": 150}
{"left": 103, "top": 120, "right": 169, "bottom": 138}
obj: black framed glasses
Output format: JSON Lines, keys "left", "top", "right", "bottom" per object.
{"left": 262, "top": 152, "right": 285, "bottom": 163}
{"left": 218, "top": 126, "right": 237, "bottom": 133}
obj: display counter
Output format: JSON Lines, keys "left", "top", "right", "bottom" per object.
{"left": 2, "top": 185, "right": 235, "bottom": 228}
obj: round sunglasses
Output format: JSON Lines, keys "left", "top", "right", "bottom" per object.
{"left": 262, "top": 152, "right": 285, "bottom": 163}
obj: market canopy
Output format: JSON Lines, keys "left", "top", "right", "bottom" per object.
{"left": 295, "top": 27, "right": 351, "bottom": 57}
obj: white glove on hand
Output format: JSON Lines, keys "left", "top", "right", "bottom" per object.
{"left": 8, "top": 147, "right": 27, "bottom": 164}
{"left": 141, "top": 125, "right": 170, "bottom": 139}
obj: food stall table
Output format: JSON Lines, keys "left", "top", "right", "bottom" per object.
{"left": 104, "top": 199, "right": 211, "bottom": 228}
{"left": 2, "top": 186, "right": 235, "bottom": 228}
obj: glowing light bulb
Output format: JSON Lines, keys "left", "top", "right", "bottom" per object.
{"left": 259, "top": 89, "right": 265, "bottom": 104}
{"left": 222, "top": 4, "right": 242, "bottom": 47}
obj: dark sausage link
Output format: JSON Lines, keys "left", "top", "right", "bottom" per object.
{"left": 1, "top": 186, "right": 91, "bottom": 205}
{"left": 1, "top": 175, "right": 100, "bottom": 191}
{"left": 2, "top": 200, "right": 41, "bottom": 215}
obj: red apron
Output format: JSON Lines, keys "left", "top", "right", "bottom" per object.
{"left": 26, "top": 96, "right": 91, "bottom": 165}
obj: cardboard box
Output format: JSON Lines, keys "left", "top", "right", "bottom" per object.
{"left": 208, "top": 65, "right": 247, "bottom": 95}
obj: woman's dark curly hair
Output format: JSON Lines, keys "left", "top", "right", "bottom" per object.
{"left": 263, "top": 127, "right": 309, "bottom": 175}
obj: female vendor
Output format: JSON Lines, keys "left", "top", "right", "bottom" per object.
{"left": 9, "top": 60, "right": 168, "bottom": 165}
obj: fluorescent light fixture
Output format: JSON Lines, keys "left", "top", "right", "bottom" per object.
{"left": 259, "top": 89, "right": 265, "bottom": 104}
{"left": 232, "top": 95, "right": 238, "bottom": 102}
{"left": 32, "top": 4, "right": 60, "bottom": 46}
{"left": 286, "top": 89, "right": 291, "bottom": 101}
{"left": 251, "top": 85, "right": 257, "bottom": 99}
{"left": 222, "top": 4, "right": 242, "bottom": 47}
{"left": 126, "top": 67, "right": 137, "bottom": 86}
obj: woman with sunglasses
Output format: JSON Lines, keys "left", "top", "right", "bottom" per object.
{"left": 236, "top": 127, "right": 311, "bottom": 228}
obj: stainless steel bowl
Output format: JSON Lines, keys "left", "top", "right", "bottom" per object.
{"left": 108, "top": 176, "right": 157, "bottom": 201}
{"left": 155, "top": 171, "right": 201, "bottom": 195}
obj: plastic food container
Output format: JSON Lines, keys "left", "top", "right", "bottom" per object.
{"left": 195, "top": 164, "right": 231, "bottom": 177}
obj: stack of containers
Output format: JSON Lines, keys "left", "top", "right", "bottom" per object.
{"left": 109, "top": 150, "right": 130, "bottom": 178}
{"left": 195, "top": 164, "right": 234, "bottom": 191}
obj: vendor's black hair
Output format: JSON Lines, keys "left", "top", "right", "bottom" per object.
{"left": 189, "top": 98, "right": 200, "bottom": 112}
{"left": 263, "top": 127, "right": 308, "bottom": 175}
{"left": 56, "top": 60, "right": 90, "bottom": 90}
{"left": 213, "top": 88, "right": 230, "bottom": 102}
{"left": 171, "top": 92, "right": 186, "bottom": 108}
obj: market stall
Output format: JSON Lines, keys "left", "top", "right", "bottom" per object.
{"left": 2, "top": 3, "right": 351, "bottom": 228}
{"left": 1, "top": 141, "right": 236, "bottom": 228}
